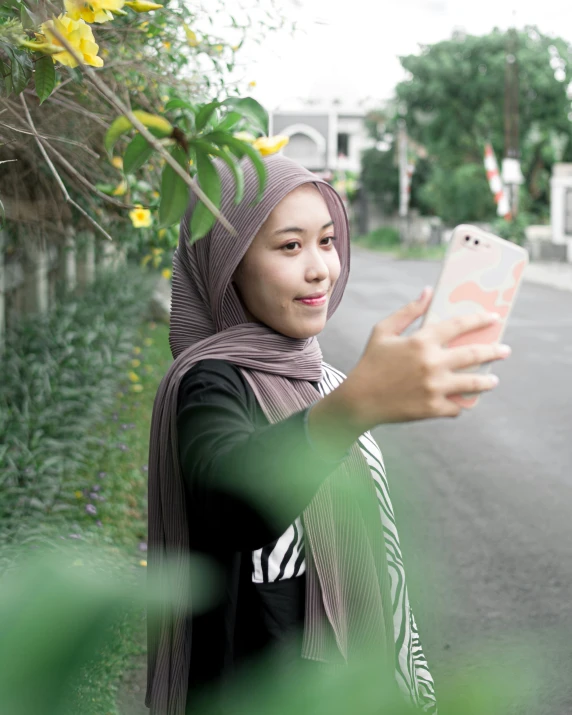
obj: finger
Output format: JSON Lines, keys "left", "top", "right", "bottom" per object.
{"left": 429, "top": 311, "right": 501, "bottom": 346}
{"left": 378, "top": 286, "right": 433, "bottom": 337}
{"left": 445, "top": 343, "right": 511, "bottom": 371}
{"left": 446, "top": 371, "right": 499, "bottom": 396}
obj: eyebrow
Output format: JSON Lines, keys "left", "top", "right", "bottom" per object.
{"left": 273, "top": 220, "right": 334, "bottom": 236}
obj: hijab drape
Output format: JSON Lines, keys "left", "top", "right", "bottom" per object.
{"left": 146, "top": 154, "right": 395, "bottom": 715}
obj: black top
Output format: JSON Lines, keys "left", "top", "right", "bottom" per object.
{"left": 176, "top": 359, "right": 342, "bottom": 705}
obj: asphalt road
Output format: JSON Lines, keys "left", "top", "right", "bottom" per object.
{"left": 320, "top": 247, "right": 572, "bottom": 715}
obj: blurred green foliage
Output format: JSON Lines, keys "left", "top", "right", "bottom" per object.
{"left": 363, "top": 27, "right": 572, "bottom": 226}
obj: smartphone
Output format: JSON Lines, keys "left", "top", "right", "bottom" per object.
{"left": 421, "top": 224, "right": 529, "bottom": 408}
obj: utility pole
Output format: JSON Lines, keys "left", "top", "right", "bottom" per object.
{"left": 398, "top": 118, "right": 410, "bottom": 244}
{"left": 502, "top": 24, "right": 524, "bottom": 217}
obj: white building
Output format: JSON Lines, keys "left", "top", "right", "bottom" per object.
{"left": 269, "top": 102, "right": 375, "bottom": 175}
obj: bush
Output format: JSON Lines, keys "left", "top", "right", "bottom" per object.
{"left": 419, "top": 163, "right": 496, "bottom": 226}
{"left": 0, "top": 265, "right": 154, "bottom": 556}
{"left": 491, "top": 213, "right": 531, "bottom": 246}
{"left": 355, "top": 226, "right": 401, "bottom": 249}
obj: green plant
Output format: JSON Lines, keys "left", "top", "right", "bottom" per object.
{"left": 355, "top": 226, "right": 401, "bottom": 249}
{"left": 491, "top": 212, "right": 531, "bottom": 246}
{"left": 0, "top": 264, "right": 153, "bottom": 554}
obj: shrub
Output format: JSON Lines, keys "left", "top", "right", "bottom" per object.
{"left": 0, "top": 265, "right": 154, "bottom": 555}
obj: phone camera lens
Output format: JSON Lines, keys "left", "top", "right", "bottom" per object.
{"left": 465, "top": 236, "right": 470, "bottom": 241}
{"left": 475, "top": 239, "right": 480, "bottom": 245}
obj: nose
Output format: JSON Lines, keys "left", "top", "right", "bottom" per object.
{"left": 304, "top": 246, "right": 329, "bottom": 283}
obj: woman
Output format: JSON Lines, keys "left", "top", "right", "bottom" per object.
{"left": 146, "top": 154, "right": 509, "bottom": 715}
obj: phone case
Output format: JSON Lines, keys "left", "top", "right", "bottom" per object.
{"left": 422, "top": 224, "right": 529, "bottom": 408}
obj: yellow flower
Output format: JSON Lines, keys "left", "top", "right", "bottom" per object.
{"left": 141, "top": 254, "right": 152, "bottom": 267}
{"left": 131, "top": 359, "right": 141, "bottom": 368}
{"left": 112, "top": 180, "right": 128, "bottom": 196}
{"left": 41, "top": 15, "right": 104, "bottom": 68}
{"left": 139, "top": 21, "right": 149, "bottom": 30}
{"left": 161, "top": 268, "right": 172, "bottom": 280}
{"left": 151, "top": 247, "right": 163, "bottom": 255}
{"left": 133, "top": 346, "right": 142, "bottom": 355}
{"left": 64, "top": 0, "right": 125, "bottom": 24}
{"left": 214, "top": 44, "right": 224, "bottom": 53}
{"left": 231, "top": 44, "right": 240, "bottom": 52}
{"left": 139, "top": 559, "right": 147, "bottom": 567}
{"left": 144, "top": 337, "right": 153, "bottom": 346}
{"left": 128, "top": 371, "right": 140, "bottom": 382}
{"left": 111, "top": 156, "right": 123, "bottom": 169}
{"left": 233, "top": 131, "right": 256, "bottom": 144}
{"left": 153, "top": 191, "right": 161, "bottom": 200}
{"left": 132, "top": 384, "right": 144, "bottom": 393}
{"left": 125, "top": 0, "right": 163, "bottom": 11}
{"left": 158, "top": 227, "right": 167, "bottom": 238}
{"left": 248, "top": 80, "right": 257, "bottom": 89}
{"left": 129, "top": 205, "right": 152, "bottom": 228}
{"left": 75, "top": 490, "right": 83, "bottom": 499}
{"left": 183, "top": 23, "right": 199, "bottom": 46}
{"left": 253, "top": 135, "right": 290, "bottom": 157}
{"left": 144, "top": 364, "right": 153, "bottom": 374}
{"left": 163, "top": 41, "right": 171, "bottom": 50}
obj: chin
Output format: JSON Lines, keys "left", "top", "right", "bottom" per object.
{"left": 282, "top": 319, "right": 326, "bottom": 340}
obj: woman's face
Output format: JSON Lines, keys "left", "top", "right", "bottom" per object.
{"left": 233, "top": 184, "right": 341, "bottom": 339}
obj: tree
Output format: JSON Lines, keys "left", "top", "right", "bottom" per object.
{"left": 0, "top": 0, "right": 291, "bottom": 247}
{"left": 394, "top": 26, "right": 572, "bottom": 223}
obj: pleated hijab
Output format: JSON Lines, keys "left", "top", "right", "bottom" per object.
{"left": 146, "top": 154, "right": 395, "bottom": 715}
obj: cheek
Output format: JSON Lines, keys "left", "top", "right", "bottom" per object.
{"left": 328, "top": 250, "right": 342, "bottom": 284}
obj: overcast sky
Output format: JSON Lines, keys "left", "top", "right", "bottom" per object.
{"left": 231, "top": 0, "right": 572, "bottom": 110}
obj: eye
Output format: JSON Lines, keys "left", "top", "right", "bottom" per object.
{"left": 321, "top": 235, "right": 337, "bottom": 246}
{"left": 282, "top": 241, "right": 300, "bottom": 251}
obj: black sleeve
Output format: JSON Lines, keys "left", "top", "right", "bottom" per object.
{"left": 177, "top": 359, "right": 343, "bottom": 551}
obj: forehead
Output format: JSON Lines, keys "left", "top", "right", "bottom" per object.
{"left": 263, "top": 184, "right": 331, "bottom": 227}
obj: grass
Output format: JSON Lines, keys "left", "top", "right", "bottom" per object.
{"left": 353, "top": 227, "right": 447, "bottom": 261}
{"left": 67, "top": 319, "right": 173, "bottom": 715}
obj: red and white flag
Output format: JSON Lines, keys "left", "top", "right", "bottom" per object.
{"left": 484, "top": 143, "right": 511, "bottom": 219}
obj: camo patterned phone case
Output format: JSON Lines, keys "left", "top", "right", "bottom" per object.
{"left": 422, "top": 224, "right": 529, "bottom": 408}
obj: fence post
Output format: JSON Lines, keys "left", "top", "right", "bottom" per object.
{"left": 24, "top": 233, "right": 49, "bottom": 315}
{"left": 64, "top": 226, "right": 77, "bottom": 291}
{"left": 77, "top": 231, "right": 95, "bottom": 290}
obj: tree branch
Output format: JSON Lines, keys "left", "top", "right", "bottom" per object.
{"left": 46, "top": 23, "right": 237, "bottom": 237}
{"left": 19, "top": 94, "right": 114, "bottom": 241}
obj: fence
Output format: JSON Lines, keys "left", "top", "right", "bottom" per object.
{"left": 0, "top": 214, "right": 125, "bottom": 351}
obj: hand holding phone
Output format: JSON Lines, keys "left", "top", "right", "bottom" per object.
{"left": 422, "top": 224, "right": 529, "bottom": 407}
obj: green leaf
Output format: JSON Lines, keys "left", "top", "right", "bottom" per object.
{"left": 209, "top": 132, "right": 267, "bottom": 202}
{"left": 190, "top": 146, "right": 222, "bottom": 242}
{"left": 195, "top": 101, "right": 220, "bottom": 133}
{"left": 159, "top": 146, "right": 189, "bottom": 228}
{"left": 5, "top": 48, "right": 29, "bottom": 95}
{"left": 34, "top": 56, "right": 56, "bottom": 105}
{"left": 123, "top": 134, "right": 154, "bottom": 175}
{"left": 215, "top": 111, "right": 242, "bottom": 133}
{"left": 165, "top": 98, "right": 196, "bottom": 112}
{"left": 20, "top": 5, "right": 36, "bottom": 29}
{"left": 222, "top": 96, "right": 269, "bottom": 135}
{"left": 190, "top": 139, "right": 244, "bottom": 204}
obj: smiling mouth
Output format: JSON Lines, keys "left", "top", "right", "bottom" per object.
{"left": 295, "top": 292, "right": 328, "bottom": 306}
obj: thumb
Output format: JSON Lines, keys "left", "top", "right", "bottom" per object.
{"left": 379, "top": 286, "right": 433, "bottom": 336}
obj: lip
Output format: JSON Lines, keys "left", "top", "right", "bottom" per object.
{"left": 295, "top": 291, "right": 328, "bottom": 307}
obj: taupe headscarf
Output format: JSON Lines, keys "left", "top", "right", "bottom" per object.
{"left": 146, "top": 154, "right": 395, "bottom": 715}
